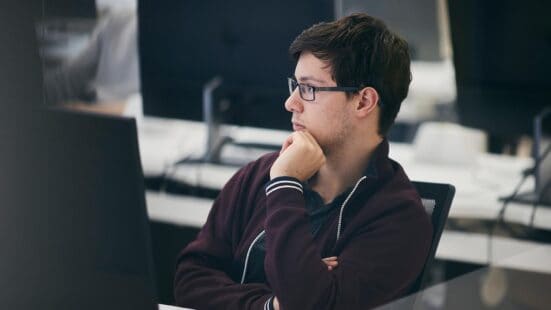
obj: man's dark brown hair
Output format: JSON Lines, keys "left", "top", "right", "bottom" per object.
{"left": 289, "top": 13, "right": 412, "bottom": 136}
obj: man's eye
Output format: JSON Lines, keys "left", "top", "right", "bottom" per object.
{"left": 303, "top": 85, "right": 314, "bottom": 94}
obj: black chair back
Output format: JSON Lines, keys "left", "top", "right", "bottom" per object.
{"left": 409, "top": 181, "right": 455, "bottom": 294}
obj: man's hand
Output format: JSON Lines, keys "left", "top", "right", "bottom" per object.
{"left": 272, "top": 257, "right": 338, "bottom": 310}
{"left": 270, "top": 131, "right": 326, "bottom": 181}
{"left": 322, "top": 256, "right": 339, "bottom": 271}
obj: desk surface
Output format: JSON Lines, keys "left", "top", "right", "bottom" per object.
{"left": 159, "top": 304, "right": 192, "bottom": 310}
{"left": 379, "top": 264, "right": 551, "bottom": 309}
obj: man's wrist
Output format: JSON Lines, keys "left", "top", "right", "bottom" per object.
{"left": 270, "top": 169, "right": 299, "bottom": 181}
{"left": 264, "top": 295, "right": 277, "bottom": 310}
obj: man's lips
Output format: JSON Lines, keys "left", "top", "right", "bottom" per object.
{"left": 292, "top": 122, "right": 305, "bottom": 131}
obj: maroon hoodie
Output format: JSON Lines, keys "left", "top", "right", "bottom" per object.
{"left": 174, "top": 140, "right": 432, "bottom": 310}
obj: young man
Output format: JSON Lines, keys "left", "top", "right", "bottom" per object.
{"left": 174, "top": 13, "right": 432, "bottom": 310}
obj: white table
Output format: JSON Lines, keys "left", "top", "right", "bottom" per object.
{"left": 140, "top": 116, "right": 551, "bottom": 230}
{"left": 139, "top": 116, "right": 551, "bottom": 273}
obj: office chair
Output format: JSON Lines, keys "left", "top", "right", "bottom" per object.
{"left": 374, "top": 181, "right": 455, "bottom": 310}
{"left": 409, "top": 181, "right": 455, "bottom": 299}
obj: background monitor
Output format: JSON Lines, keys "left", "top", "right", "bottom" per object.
{"left": 0, "top": 0, "right": 44, "bottom": 114}
{"left": 41, "top": 0, "right": 97, "bottom": 20}
{"left": 138, "top": 0, "right": 334, "bottom": 131}
{"left": 447, "top": 0, "right": 551, "bottom": 144}
{"left": 342, "top": 0, "right": 445, "bottom": 61}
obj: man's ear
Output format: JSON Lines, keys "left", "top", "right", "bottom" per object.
{"left": 355, "top": 87, "right": 379, "bottom": 117}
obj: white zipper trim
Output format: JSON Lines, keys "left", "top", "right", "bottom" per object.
{"left": 264, "top": 296, "right": 274, "bottom": 310}
{"left": 266, "top": 179, "right": 303, "bottom": 192}
{"left": 240, "top": 229, "right": 266, "bottom": 284}
{"left": 266, "top": 184, "right": 303, "bottom": 196}
{"left": 336, "top": 176, "right": 367, "bottom": 241}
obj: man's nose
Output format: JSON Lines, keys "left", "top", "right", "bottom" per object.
{"left": 284, "top": 89, "right": 304, "bottom": 113}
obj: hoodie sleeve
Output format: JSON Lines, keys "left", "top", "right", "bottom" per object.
{"left": 263, "top": 180, "right": 432, "bottom": 310}
{"left": 174, "top": 162, "right": 274, "bottom": 310}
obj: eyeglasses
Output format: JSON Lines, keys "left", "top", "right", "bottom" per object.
{"left": 288, "top": 77, "right": 359, "bottom": 101}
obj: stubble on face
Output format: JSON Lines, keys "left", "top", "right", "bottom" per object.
{"left": 316, "top": 105, "right": 352, "bottom": 157}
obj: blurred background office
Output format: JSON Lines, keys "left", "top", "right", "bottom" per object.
{"left": 35, "top": 0, "right": 551, "bottom": 149}
{"left": 5, "top": 0, "right": 551, "bottom": 308}
{"left": 36, "top": 0, "right": 551, "bottom": 155}
{"left": 38, "top": 0, "right": 139, "bottom": 111}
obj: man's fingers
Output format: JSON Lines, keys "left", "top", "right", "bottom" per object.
{"left": 273, "top": 296, "right": 280, "bottom": 310}
{"left": 300, "top": 130, "right": 317, "bottom": 144}
{"left": 271, "top": 130, "right": 325, "bottom": 181}
{"left": 322, "top": 256, "right": 339, "bottom": 269}
{"left": 280, "top": 134, "right": 294, "bottom": 154}
{"left": 301, "top": 131, "right": 321, "bottom": 149}
{"left": 322, "top": 256, "right": 338, "bottom": 262}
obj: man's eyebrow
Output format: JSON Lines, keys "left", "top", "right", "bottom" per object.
{"left": 296, "top": 75, "right": 329, "bottom": 85}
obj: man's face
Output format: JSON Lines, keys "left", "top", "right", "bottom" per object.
{"left": 285, "top": 52, "right": 355, "bottom": 154}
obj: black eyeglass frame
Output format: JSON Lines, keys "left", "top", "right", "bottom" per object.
{"left": 287, "top": 77, "right": 359, "bottom": 101}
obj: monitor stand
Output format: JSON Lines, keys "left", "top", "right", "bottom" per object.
{"left": 202, "top": 76, "right": 229, "bottom": 164}
{"left": 175, "top": 76, "right": 280, "bottom": 167}
{"left": 502, "top": 109, "right": 551, "bottom": 207}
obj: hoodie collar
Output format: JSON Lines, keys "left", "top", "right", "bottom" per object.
{"left": 361, "top": 138, "right": 392, "bottom": 181}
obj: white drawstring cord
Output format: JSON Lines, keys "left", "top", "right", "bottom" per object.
{"left": 336, "top": 176, "right": 367, "bottom": 241}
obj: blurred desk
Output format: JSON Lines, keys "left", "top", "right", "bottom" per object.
{"left": 139, "top": 116, "right": 551, "bottom": 266}
{"left": 389, "top": 143, "right": 551, "bottom": 230}
{"left": 378, "top": 244, "right": 551, "bottom": 309}
{"left": 140, "top": 116, "right": 551, "bottom": 229}
{"left": 379, "top": 265, "right": 551, "bottom": 309}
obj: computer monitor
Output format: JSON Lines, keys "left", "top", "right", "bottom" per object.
{"left": 4, "top": 108, "right": 158, "bottom": 309}
{"left": 447, "top": 0, "right": 551, "bottom": 140}
{"left": 342, "top": 0, "right": 444, "bottom": 61}
{"left": 138, "top": 0, "right": 334, "bottom": 130}
{"left": 447, "top": 0, "right": 551, "bottom": 205}
{"left": 0, "top": 0, "right": 44, "bottom": 114}
{"left": 41, "top": 0, "right": 97, "bottom": 20}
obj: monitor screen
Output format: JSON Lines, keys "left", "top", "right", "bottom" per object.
{"left": 41, "top": 0, "right": 97, "bottom": 20}
{"left": 343, "top": 0, "right": 444, "bottom": 61}
{"left": 0, "top": 0, "right": 44, "bottom": 113}
{"left": 447, "top": 0, "right": 551, "bottom": 138}
{"left": 138, "top": 0, "right": 334, "bottom": 131}
{"left": 6, "top": 109, "right": 158, "bottom": 309}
